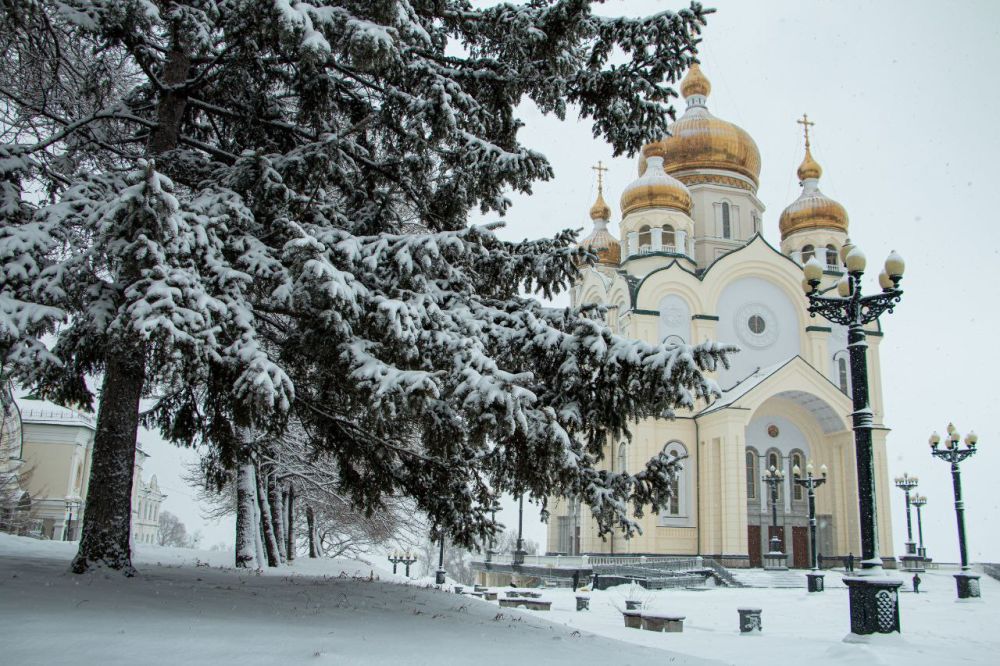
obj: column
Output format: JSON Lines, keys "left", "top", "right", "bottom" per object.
{"left": 676, "top": 229, "right": 687, "bottom": 256}
{"left": 627, "top": 231, "right": 638, "bottom": 257}
{"left": 651, "top": 227, "right": 663, "bottom": 251}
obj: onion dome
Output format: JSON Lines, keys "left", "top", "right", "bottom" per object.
{"left": 620, "top": 155, "right": 692, "bottom": 217}
{"left": 639, "top": 64, "right": 761, "bottom": 190}
{"left": 779, "top": 129, "right": 848, "bottom": 239}
{"left": 578, "top": 187, "right": 621, "bottom": 265}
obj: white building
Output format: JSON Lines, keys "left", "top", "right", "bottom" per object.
{"left": 3, "top": 397, "right": 166, "bottom": 544}
{"left": 547, "top": 64, "right": 896, "bottom": 568}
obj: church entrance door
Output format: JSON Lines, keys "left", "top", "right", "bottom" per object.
{"left": 792, "top": 526, "right": 809, "bottom": 569}
{"left": 748, "top": 526, "right": 761, "bottom": 567}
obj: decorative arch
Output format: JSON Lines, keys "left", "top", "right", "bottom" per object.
{"left": 801, "top": 244, "right": 815, "bottom": 262}
{"left": 638, "top": 224, "right": 652, "bottom": 249}
{"left": 617, "top": 442, "right": 628, "bottom": 474}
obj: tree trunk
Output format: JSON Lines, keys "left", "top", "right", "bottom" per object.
{"left": 306, "top": 505, "right": 318, "bottom": 558}
{"left": 235, "top": 463, "right": 260, "bottom": 569}
{"left": 72, "top": 42, "right": 192, "bottom": 576}
{"left": 71, "top": 338, "right": 145, "bottom": 574}
{"left": 255, "top": 463, "right": 281, "bottom": 567}
{"left": 285, "top": 483, "right": 295, "bottom": 562}
{"left": 267, "top": 470, "right": 287, "bottom": 563}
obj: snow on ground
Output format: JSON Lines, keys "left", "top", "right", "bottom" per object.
{"left": 3, "top": 535, "right": 999, "bottom": 666}
{"left": 0, "top": 535, "right": 714, "bottom": 666}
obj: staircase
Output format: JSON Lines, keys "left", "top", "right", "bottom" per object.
{"left": 731, "top": 569, "right": 813, "bottom": 589}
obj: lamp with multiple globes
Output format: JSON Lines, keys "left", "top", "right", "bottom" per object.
{"left": 894, "top": 472, "right": 923, "bottom": 570}
{"left": 762, "top": 466, "right": 787, "bottom": 570}
{"left": 930, "top": 425, "right": 982, "bottom": 599}
{"left": 792, "top": 462, "right": 829, "bottom": 592}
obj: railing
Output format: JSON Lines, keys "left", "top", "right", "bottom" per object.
{"left": 589, "top": 555, "right": 700, "bottom": 570}
{"left": 636, "top": 244, "right": 677, "bottom": 256}
{"left": 477, "top": 554, "right": 702, "bottom": 572}
{"left": 19, "top": 408, "right": 95, "bottom": 425}
{"left": 485, "top": 553, "right": 589, "bottom": 568}
{"left": 700, "top": 557, "right": 745, "bottom": 587}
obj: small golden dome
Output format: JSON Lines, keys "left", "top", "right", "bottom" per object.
{"left": 621, "top": 155, "right": 692, "bottom": 217}
{"left": 589, "top": 190, "right": 611, "bottom": 221}
{"left": 680, "top": 63, "right": 711, "bottom": 98}
{"left": 639, "top": 66, "right": 760, "bottom": 188}
{"left": 779, "top": 192, "right": 848, "bottom": 239}
{"left": 797, "top": 146, "right": 822, "bottom": 181}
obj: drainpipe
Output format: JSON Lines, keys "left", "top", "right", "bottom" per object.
{"left": 695, "top": 417, "right": 702, "bottom": 558}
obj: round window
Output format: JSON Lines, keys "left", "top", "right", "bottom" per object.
{"left": 748, "top": 315, "right": 766, "bottom": 334}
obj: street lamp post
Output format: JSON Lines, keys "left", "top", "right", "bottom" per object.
{"left": 930, "top": 425, "right": 981, "bottom": 599}
{"left": 388, "top": 551, "right": 418, "bottom": 577}
{"left": 762, "top": 465, "right": 787, "bottom": 570}
{"left": 802, "top": 240, "right": 905, "bottom": 635}
{"left": 513, "top": 492, "right": 526, "bottom": 566}
{"left": 894, "top": 473, "right": 923, "bottom": 571}
{"left": 910, "top": 494, "right": 928, "bottom": 560}
{"left": 793, "top": 462, "right": 828, "bottom": 592}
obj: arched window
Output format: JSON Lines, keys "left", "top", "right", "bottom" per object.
{"left": 837, "top": 356, "right": 849, "bottom": 394}
{"left": 617, "top": 443, "right": 627, "bottom": 474}
{"left": 826, "top": 245, "right": 838, "bottom": 267}
{"left": 721, "top": 202, "right": 731, "bottom": 238}
{"left": 791, "top": 452, "right": 804, "bottom": 500}
{"left": 745, "top": 449, "right": 758, "bottom": 500}
{"left": 801, "top": 245, "right": 815, "bottom": 262}
{"left": 767, "top": 451, "right": 782, "bottom": 501}
{"left": 662, "top": 441, "right": 688, "bottom": 517}
{"left": 661, "top": 224, "right": 675, "bottom": 248}
{"left": 638, "top": 225, "right": 652, "bottom": 250}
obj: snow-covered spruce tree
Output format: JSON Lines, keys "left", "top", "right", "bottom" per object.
{"left": 0, "top": 1, "right": 731, "bottom": 568}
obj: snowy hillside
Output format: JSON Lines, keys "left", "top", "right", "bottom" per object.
{"left": 0, "top": 535, "right": 710, "bottom": 666}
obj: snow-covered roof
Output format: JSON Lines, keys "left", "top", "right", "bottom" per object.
{"left": 16, "top": 399, "right": 96, "bottom": 430}
{"left": 698, "top": 357, "right": 848, "bottom": 433}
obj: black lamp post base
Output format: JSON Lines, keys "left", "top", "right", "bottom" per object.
{"left": 807, "top": 572, "right": 825, "bottom": 592}
{"left": 844, "top": 576, "right": 902, "bottom": 635}
{"left": 512, "top": 549, "right": 526, "bottom": 565}
{"left": 954, "top": 572, "right": 981, "bottom": 599}
{"left": 435, "top": 569, "right": 446, "bottom": 585}
{"left": 763, "top": 552, "right": 788, "bottom": 571}
{"left": 904, "top": 541, "right": 917, "bottom": 556}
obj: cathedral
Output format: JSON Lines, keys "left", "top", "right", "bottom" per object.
{"left": 546, "top": 65, "right": 895, "bottom": 569}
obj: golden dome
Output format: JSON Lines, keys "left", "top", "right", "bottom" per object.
{"left": 620, "top": 155, "right": 692, "bottom": 217}
{"left": 578, "top": 189, "right": 620, "bottom": 265}
{"left": 639, "top": 65, "right": 761, "bottom": 189}
{"left": 589, "top": 190, "right": 611, "bottom": 221}
{"left": 680, "top": 63, "right": 711, "bottom": 98}
{"left": 797, "top": 146, "right": 822, "bottom": 181}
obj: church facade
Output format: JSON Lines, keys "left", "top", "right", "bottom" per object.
{"left": 546, "top": 65, "right": 895, "bottom": 569}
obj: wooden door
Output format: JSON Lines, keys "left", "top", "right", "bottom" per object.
{"left": 792, "top": 526, "right": 809, "bottom": 569}
{"left": 748, "top": 525, "right": 762, "bottom": 567}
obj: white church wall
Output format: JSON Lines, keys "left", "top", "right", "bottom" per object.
{"left": 657, "top": 295, "right": 691, "bottom": 344}
{"left": 715, "top": 276, "right": 801, "bottom": 387}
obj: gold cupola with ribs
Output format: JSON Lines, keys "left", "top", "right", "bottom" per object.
{"left": 639, "top": 63, "right": 761, "bottom": 191}
{"left": 779, "top": 114, "right": 849, "bottom": 240}
{"left": 577, "top": 162, "right": 621, "bottom": 266}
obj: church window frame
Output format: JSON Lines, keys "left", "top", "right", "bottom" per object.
{"left": 617, "top": 442, "right": 627, "bottom": 474}
{"left": 661, "top": 224, "right": 675, "bottom": 249}
{"left": 790, "top": 451, "right": 805, "bottom": 501}
{"left": 660, "top": 441, "right": 689, "bottom": 519}
{"left": 801, "top": 244, "right": 815, "bottom": 262}
{"left": 826, "top": 244, "right": 839, "bottom": 268}
{"left": 721, "top": 202, "right": 732, "bottom": 238}
{"left": 766, "top": 449, "right": 783, "bottom": 502}
{"left": 638, "top": 225, "right": 652, "bottom": 251}
{"left": 746, "top": 448, "right": 758, "bottom": 500}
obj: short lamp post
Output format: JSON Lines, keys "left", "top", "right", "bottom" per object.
{"left": 803, "top": 240, "right": 905, "bottom": 635}
{"left": 793, "top": 462, "right": 828, "bottom": 592}
{"left": 894, "top": 472, "right": 923, "bottom": 571}
{"left": 762, "top": 466, "right": 788, "bottom": 570}
{"left": 930, "top": 425, "right": 981, "bottom": 599}
{"left": 910, "top": 494, "right": 928, "bottom": 560}
{"left": 388, "top": 551, "right": 417, "bottom": 577}
{"left": 435, "top": 530, "right": 446, "bottom": 585}
{"left": 63, "top": 498, "right": 80, "bottom": 541}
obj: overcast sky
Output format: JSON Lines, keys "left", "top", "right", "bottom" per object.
{"left": 143, "top": 0, "right": 1000, "bottom": 563}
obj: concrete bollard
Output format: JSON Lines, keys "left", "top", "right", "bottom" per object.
{"left": 625, "top": 599, "right": 642, "bottom": 611}
{"left": 576, "top": 595, "right": 590, "bottom": 611}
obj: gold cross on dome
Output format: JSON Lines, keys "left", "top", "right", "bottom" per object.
{"left": 592, "top": 160, "right": 608, "bottom": 192}
{"left": 797, "top": 113, "right": 815, "bottom": 148}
